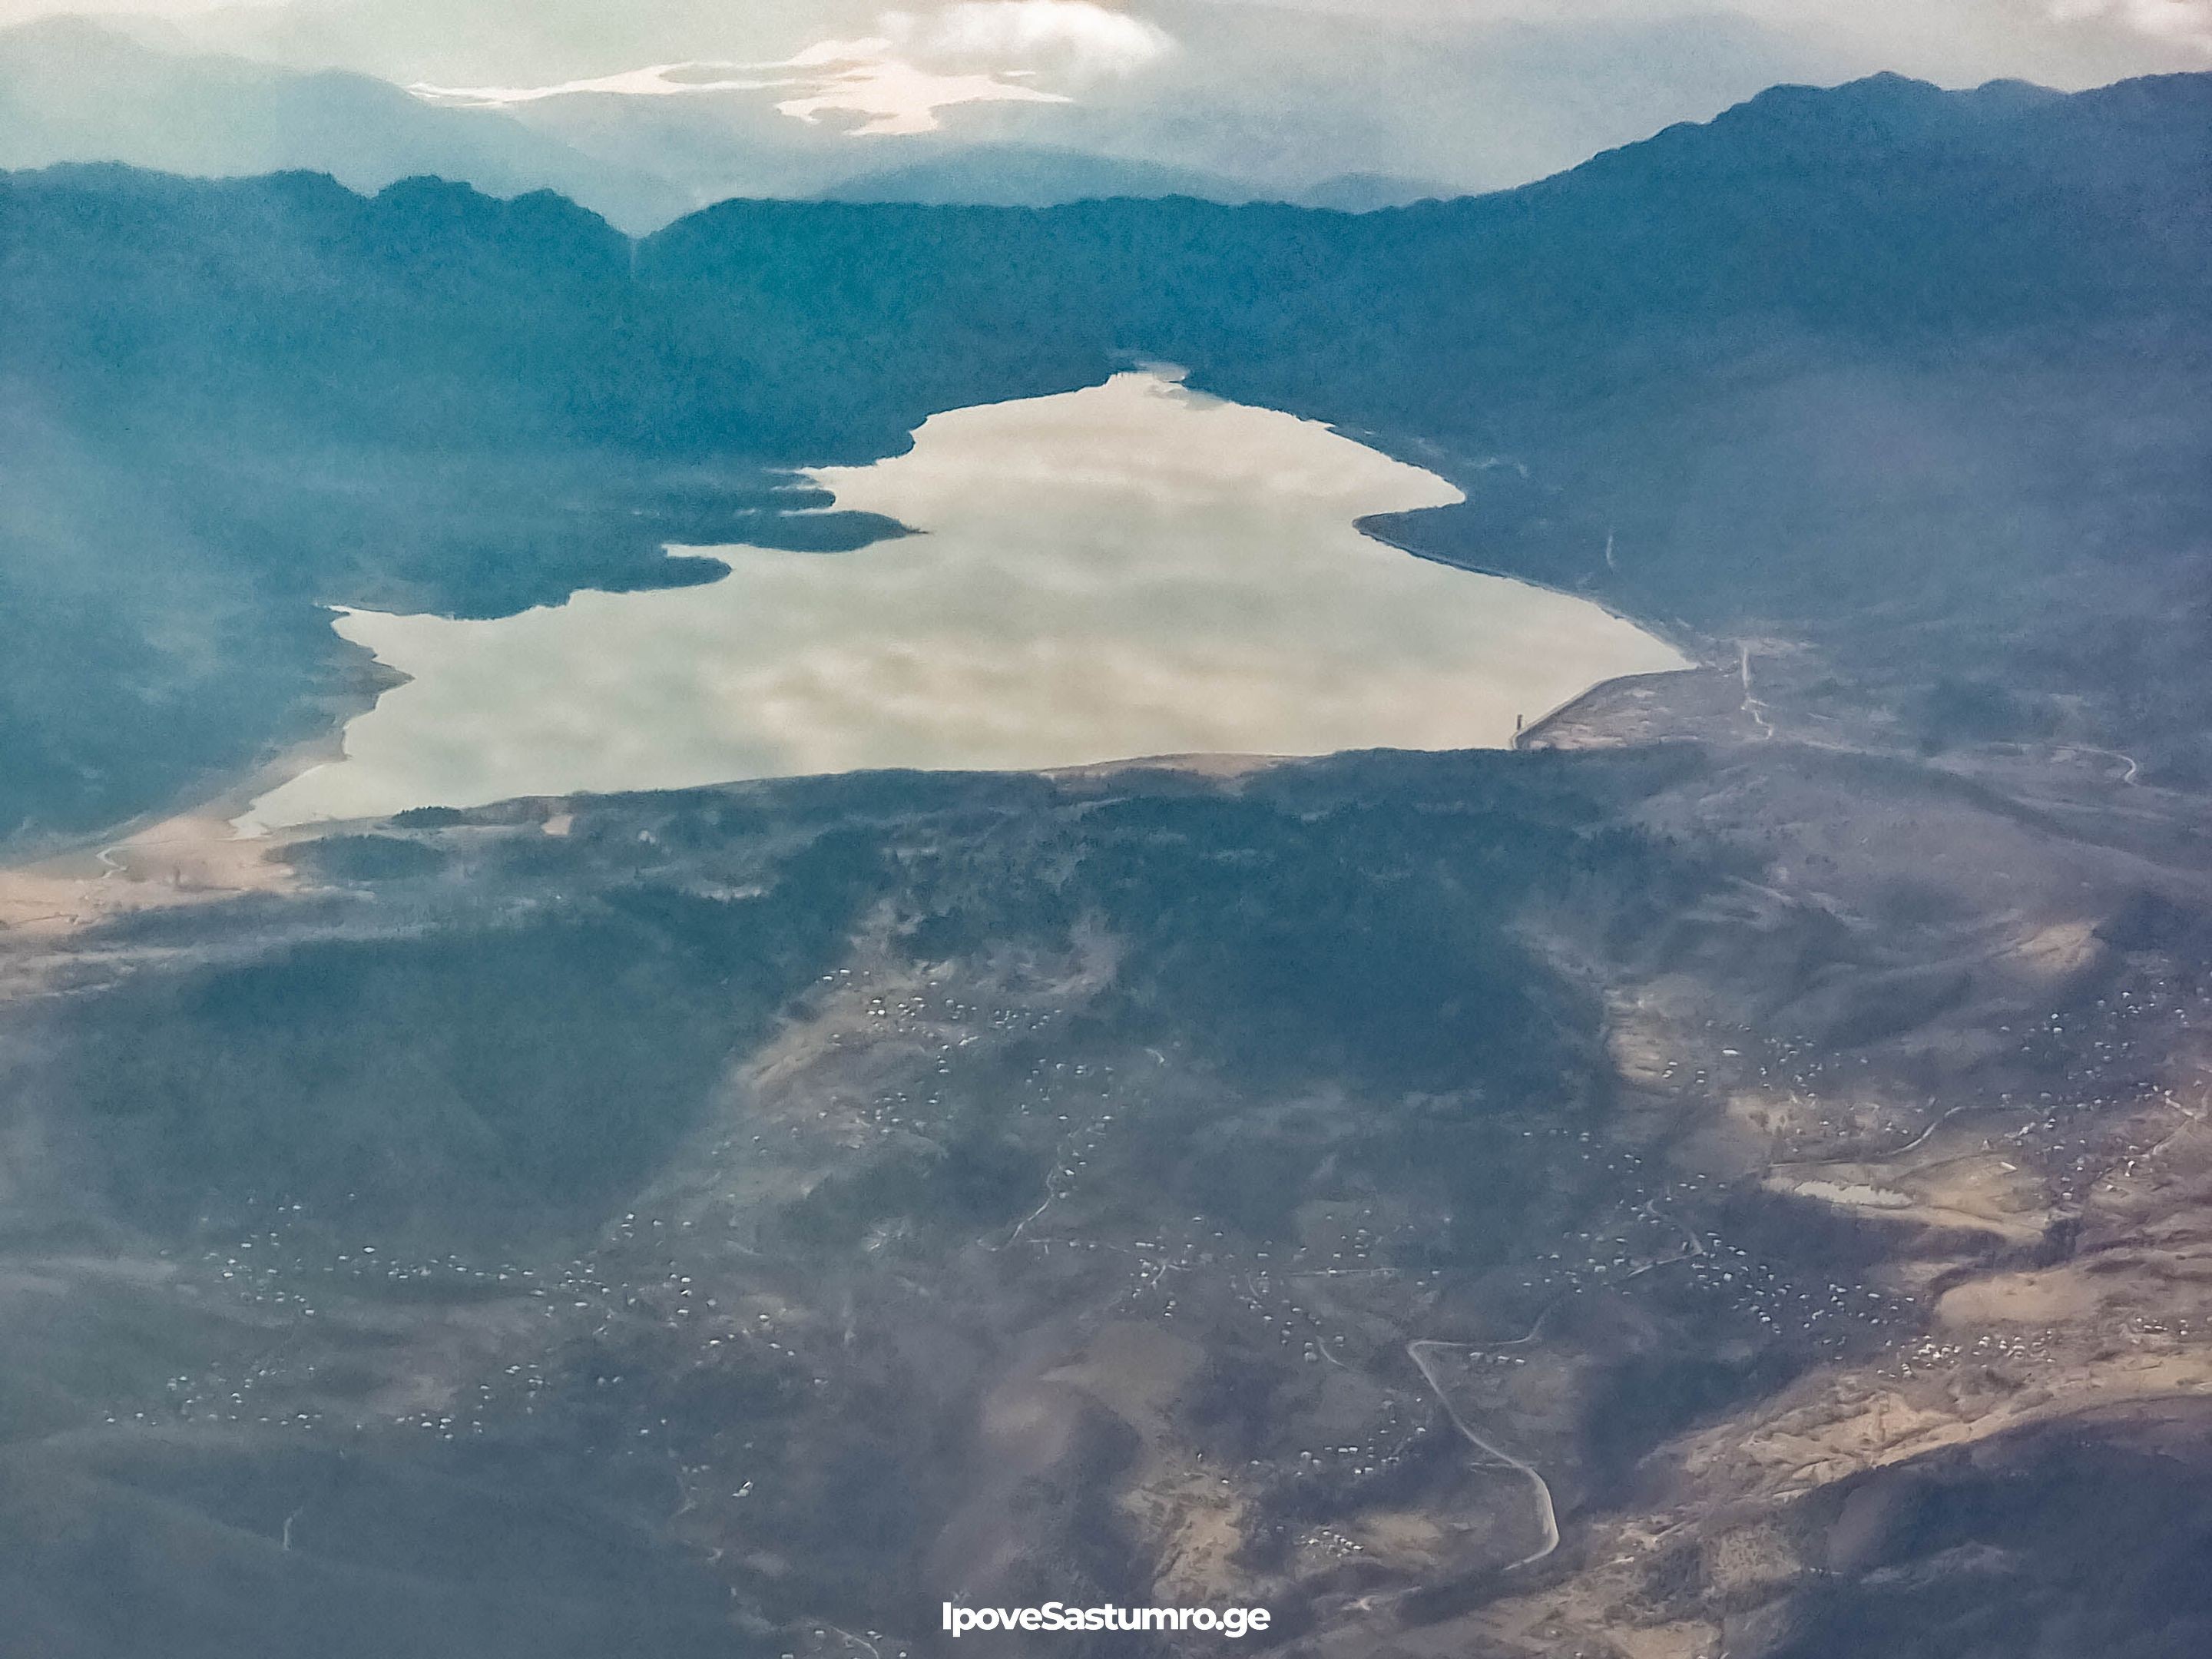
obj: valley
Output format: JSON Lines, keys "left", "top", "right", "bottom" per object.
{"left": 1, "top": 60, "right": 2209, "bottom": 1659}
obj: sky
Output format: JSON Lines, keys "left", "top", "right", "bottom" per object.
{"left": 5, "top": 0, "right": 2207, "bottom": 88}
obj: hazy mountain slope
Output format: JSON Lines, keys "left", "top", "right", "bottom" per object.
{"left": 0, "top": 745, "right": 1730, "bottom": 1654}
{"left": 1051, "top": 4, "right": 1867, "bottom": 195}
{"left": 0, "top": 18, "right": 692, "bottom": 232}
{"left": 816, "top": 143, "right": 1260, "bottom": 207}
{"left": 10, "top": 731, "right": 2212, "bottom": 1656}
{"left": 814, "top": 145, "right": 1450, "bottom": 210}
{"left": 1291, "top": 171, "right": 1456, "bottom": 210}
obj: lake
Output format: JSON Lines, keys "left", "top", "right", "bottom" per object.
{"left": 238, "top": 370, "right": 1687, "bottom": 833}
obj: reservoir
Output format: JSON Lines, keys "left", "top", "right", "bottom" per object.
{"left": 239, "top": 370, "right": 1687, "bottom": 832}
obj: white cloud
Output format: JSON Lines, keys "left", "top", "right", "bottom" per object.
{"left": 2048, "top": 0, "right": 2212, "bottom": 51}
{"left": 776, "top": 54, "right": 1070, "bottom": 135}
{"left": 410, "top": 35, "right": 1075, "bottom": 133}
{"left": 406, "top": 4, "right": 1171, "bottom": 134}
{"left": 886, "top": 2, "right": 1176, "bottom": 75}
{"left": 410, "top": 62, "right": 803, "bottom": 107}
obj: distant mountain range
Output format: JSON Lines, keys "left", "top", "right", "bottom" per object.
{"left": 813, "top": 144, "right": 1449, "bottom": 210}
{"left": 0, "top": 17, "right": 696, "bottom": 232}
{"left": 0, "top": 18, "right": 1459, "bottom": 225}
{"left": 24, "top": 7, "right": 1888, "bottom": 223}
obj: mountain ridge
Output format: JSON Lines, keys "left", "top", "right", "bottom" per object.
{"left": 0, "top": 15, "right": 696, "bottom": 232}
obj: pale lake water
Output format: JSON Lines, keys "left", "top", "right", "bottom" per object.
{"left": 238, "top": 371, "right": 1690, "bottom": 833}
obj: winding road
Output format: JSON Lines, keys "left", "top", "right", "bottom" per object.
{"left": 1405, "top": 1339, "right": 1561, "bottom": 1571}
{"left": 1737, "top": 643, "right": 1774, "bottom": 739}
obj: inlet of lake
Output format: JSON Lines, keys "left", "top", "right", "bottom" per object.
{"left": 238, "top": 369, "right": 1689, "bottom": 833}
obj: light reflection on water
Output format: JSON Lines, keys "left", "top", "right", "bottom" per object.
{"left": 238, "top": 371, "right": 1688, "bottom": 833}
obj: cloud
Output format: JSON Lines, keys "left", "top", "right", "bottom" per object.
{"left": 775, "top": 54, "right": 1071, "bottom": 135}
{"left": 407, "top": 5, "right": 1168, "bottom": 133}
{"left": 886, "top": 2, "right": 1176, "bottom": 75}
{"left": 2047, "top": 0, "right": 2212, "bottom": 51}
{"left": 410, "top": 63, "right": 802, "bottom": 106}
{"left": 411, "top": 36, "right": 1077, "bottom": 132}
